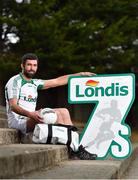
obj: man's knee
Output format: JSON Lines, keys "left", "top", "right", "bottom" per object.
{"left": 60, "top": 108, "right": 70, "bottom": 115}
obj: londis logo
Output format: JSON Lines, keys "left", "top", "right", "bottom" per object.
{"left": 86, "top": 80, "right": 99, "bottom": 87}
{"left": 25, "top": 95, "right": 37, "bottom": 102}
{"left": 20, "top": 95, "right": 37, "bottom": 102}
{"left": 76, "top": 80, "right": 129, "bottom": 97}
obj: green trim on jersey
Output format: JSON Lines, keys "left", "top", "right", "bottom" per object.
{"left": 20, "top": 73, "right": 34, "bottom": 86}
{"left": 37, "top": 84, "right": 44, "bottom": 90}
{"left": 19, "top": 73, "right": 44, "bottom": 89}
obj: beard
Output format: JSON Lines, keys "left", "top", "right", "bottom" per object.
{"left": 24, "top": 70, "right": 36, "bottom": 78}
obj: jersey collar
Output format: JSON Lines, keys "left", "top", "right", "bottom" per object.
{"left": 19, "top": 73, "right": 33, "bottom": 84}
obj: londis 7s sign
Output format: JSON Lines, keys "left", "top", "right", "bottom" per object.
{"left": 68, "top": 74, "right": 135, "bottom": 159}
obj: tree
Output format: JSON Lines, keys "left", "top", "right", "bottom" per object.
{"left": 0, "top": 0, "right": 137, "bottom": 127}
{"left": 0, "top": 0, "right": 137, "bottom": 80}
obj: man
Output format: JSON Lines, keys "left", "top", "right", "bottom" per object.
{"left": 5, "top": 53, "right": 97, "bottom": 160}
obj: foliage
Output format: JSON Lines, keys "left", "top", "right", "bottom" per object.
{"left": 0, "top": 0, "right": 137, "bottom": 80}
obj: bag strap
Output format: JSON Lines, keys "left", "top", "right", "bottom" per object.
{"left": 66, "top": 127, "right": 72, "bottom": 148}
{"left": 47, "top": 124, "right": 74, "bottom": 147}
{"left": 53, "top": 124, "right": 78, "bottom": 131}
{"left": 47, "top": 124, "right": 52, "bottom": 143}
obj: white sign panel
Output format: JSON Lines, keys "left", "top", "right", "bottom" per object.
{"left": 68, "top": 74, "right": 135, "bottom": 159}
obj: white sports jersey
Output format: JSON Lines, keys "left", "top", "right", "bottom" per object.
{"left": 5, "top": 73, "right": 45, "bottom": 132}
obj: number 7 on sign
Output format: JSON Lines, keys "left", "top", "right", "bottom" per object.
{"left": 68, "top": 74, "right": 135, "bottom": 159}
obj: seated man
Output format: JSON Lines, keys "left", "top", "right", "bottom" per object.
{"left": 5, "top": 53, "right": 97, "bottom": 160}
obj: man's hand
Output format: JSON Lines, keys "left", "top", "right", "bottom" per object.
{"left": 43, "top": 71, "right": 96, "bottom": 89}
{"left": 28, "top": 110, "right": 43, "bottom": 123}
{"left": 78, "top": 72, "right": 96, "bottom": 76}
{"left": 9, "top": 98, "right": 43, "bottom": 123}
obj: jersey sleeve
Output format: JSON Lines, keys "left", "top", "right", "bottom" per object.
{"left": 5, "top": 78, "right": 19, "bottom": 100}
{"left": 34, "top": 79, "right": 45, "bottom": 90}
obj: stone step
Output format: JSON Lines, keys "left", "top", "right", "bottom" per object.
{"left": 18, "top": 160, "right": 123, "bottom": 179}
{"left": 0, "top": 144, "right": 68, "bottom": 179}
{"left": 0, "top": 109, "right": 6, "bottom": 113}
{"left": 121, "top": 144, "right": 138, "bottom": 179}
{"left": 0, "top": 105, "right": 6, "bottom": 111}
{"left": 16, "top": 144, "right": 138, "bottom": 179}
{"left": 0, "top": 127, "right": 37, "bottom": 144}
{"left": 0, "top": 128, "right": 20, "bottom": 144}
{"left": 0, "top": 118, "right": 8, "bottom": 128}
{"left": 0, "top": 112, "right": 7, "bottom": 119}
{"left": 0, "top": 107, "right": 6, "bottom": 114}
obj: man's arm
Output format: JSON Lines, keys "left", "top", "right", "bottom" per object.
{"left": 9, "top": 98, "right": 42, "bottom": 122}
{"left": 43, "top": 72, "right": 96, "bottom": 89}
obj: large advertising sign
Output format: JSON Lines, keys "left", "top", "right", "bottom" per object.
{"left": 68, "top": 74, "right": 135, "bottom": 159}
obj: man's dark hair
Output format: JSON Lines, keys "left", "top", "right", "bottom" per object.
{"left": 21, "top": 53, "right": 39, "bottom": 65}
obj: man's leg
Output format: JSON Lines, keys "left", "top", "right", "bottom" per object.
{"left": 54, "top": 108, "right": 73, "bottom": 125}
{"left": 26, "top": 108, "right": 73, "bottom": 132}
{"left": 26, "top": 118, "right": 42, "bottom": 132}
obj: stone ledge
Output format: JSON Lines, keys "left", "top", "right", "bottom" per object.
{"left": 0, "top": 144, "right": 68, "bottom": 179}
{"left": 0, "top": 128, "right": 20, "bottom": 144}
{"left": 0, "top": 112, "right": 7, "bottom": 118}
{"left": 17, "top": 144, "right": 138, "bottom": 179}
{"left": 0, "top": 118, "right": 8, "bottom": 128}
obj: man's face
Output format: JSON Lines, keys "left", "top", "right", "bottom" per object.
{"left": 22, "top": 59, "right": 38, "bottom": 79}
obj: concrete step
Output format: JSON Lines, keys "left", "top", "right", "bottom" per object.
{"left": 16, "top": 144, "right": 138, "bottom": 179}
{"left": 0, "top": 109, "right": 32, "bottom": 144}
{"left": 0, "top": 105, "right": 6, "bottom": 111}
{"left": 0, "top": 112, "right": 7, "bottom": 119}
{"left": 0, "top": 144, "right": 68, "bottom": 179}
{"left": 0, "top": 127, "right": 39, "bottom": 144}
{"left": 0, "top": 106, "right": 6, "bottom": 114}
{"left": 0, "top": 118, "right": 8, "bottom": 128}
{"left": 0, "top": 109, "right": 6, "bottom": 113}
{"left": 121, "top": 144, "right": 138, "bottom": 179}
{"left": 0, "top": 106, "right": 6, "bottom": 119}
{"left": 17, "top": 160, "right": 124, "bottom": 179}
{"left": 0, "top": 128, "right": 20, "bottom": 144}
{"left": 0, "top": 117, "right": 34, "bottom": 144}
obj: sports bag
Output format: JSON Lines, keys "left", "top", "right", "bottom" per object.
{"left": 32, "top": 123, "right": 79, "bottom": 152}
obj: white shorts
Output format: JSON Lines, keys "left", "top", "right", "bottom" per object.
{"left": 8, "top": 113, "right": 27, "bottom": 134}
